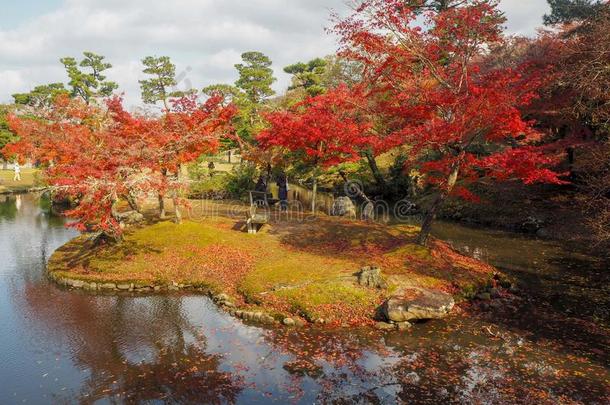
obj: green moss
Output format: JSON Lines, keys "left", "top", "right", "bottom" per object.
{"left": 48, "top": 209, "right": 499, "bottom": 325}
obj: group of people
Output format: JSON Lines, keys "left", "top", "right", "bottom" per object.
{"left": 255, "top": 172, "right": 289, "bottom": 211}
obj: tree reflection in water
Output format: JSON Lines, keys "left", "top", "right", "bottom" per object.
{"left": 21, "top": 286, "right": 243, "bottom": 403}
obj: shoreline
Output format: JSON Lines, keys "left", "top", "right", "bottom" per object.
{"left": 46, "top": 216, "right": 508, "bottom": 330}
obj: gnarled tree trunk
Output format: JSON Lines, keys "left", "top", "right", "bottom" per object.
{"left": 416, "top": 164, "right": 460, "bottom": 246}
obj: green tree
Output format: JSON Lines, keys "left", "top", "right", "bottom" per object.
{"left": 60, "top": 51, "right": 118, "bottom": 104}
{"left": 284, "top": 58, "right": 328, "bottom": 97}
{"left": 139, "top": 56, "right": 184, "bottom": 110}
{"left": 12, "top": 83, "right": 70, "bottom": 108}
{"left": 0, "top": 105, "right": 18, "bottom": 168}
{"left": 202, "top": 84, "right": 241, "bottom": 106}
{"left": 544, "top": 0, "right": 603, "bottom": 25}
{"left": 234, "top": 51, "right": 276, "bottom": 104}
{"left": 320, "top": 56, "right": 363, "bottom": 89}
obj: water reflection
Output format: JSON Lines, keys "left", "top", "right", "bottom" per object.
{"left": 0, "top": 195, "right": 608, "bottom": 404}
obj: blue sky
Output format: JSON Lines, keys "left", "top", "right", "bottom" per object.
{"left": 0, "top": 0, "right": 63, "bottom": 29}
{"left": 0, "top": 0, "right": 551, "bottom": 110}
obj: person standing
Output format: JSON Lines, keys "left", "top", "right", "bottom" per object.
{"left": 277, "top": 173, "right": 289, "bottom": 212}
{"left": 13, "top": 162, "right": 21, "bottom": 182}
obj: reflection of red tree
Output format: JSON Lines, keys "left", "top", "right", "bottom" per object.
{"left": 262, "top": 327, "right": 394, "bottom": 402}
{"left": 20, "top": 283, "right": 243, "bottom": 403}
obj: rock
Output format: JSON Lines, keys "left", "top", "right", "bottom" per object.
{"left": 357, "top": 266, "right": 388, "bottom": 290}
{"left": 117, "top": 283, "right": 132, "bottom": 291}
{"left": 536, "top": 228, "right": 551, "bottom": 239}
{"left": 521, "top": 216, "right": 545, "bottom": 234}
{"left": 375, "top": 322, "right": 395, "bottom": 331}
{"left": 283, "top": 317, "right": 296, "bottom": 326}
{"left": 222, "top": 301, "right": 235, "bottom": 308}
{"left": 115, "top": 210, "right": 144, "bottom": 225}
{"left": 476, "top": 292, "right": 492, "bottom": 301}
{"left": 509, "top": 286, "right": 520, "bottom": 295}
{"left": 404, "top": 371, "right": 421, "bottom": 384}
{"left": 215, "top": 293, "right": 230, "bottom": 303}
{"left": 362, "top": 202, "right": 375, "bottom": 221}
{"left": 262, "top": 315, "right": 276, "bottom": 324}
{"left": 71, "top": 280, "right": 85, "bottom": 289}
{"left": 383, "top": 288, "right": 455, "bottom": 322}
{"left": 153, "top": 286, "right": 161, "bottom": 292}
{"left": 331, "top": 197, "right": 357, "bottom": 218}
{"left": 100, "top": 283, "right": 117, "bottom": 290}
{"left": 396, "top": 321, "right": 413, "bottom": 331}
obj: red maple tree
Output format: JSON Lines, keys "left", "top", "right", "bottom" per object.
{"left": 4, "top": 94, "right": 234, "bottom": 241}
{"left": 257, "top": 85, "right": 373, "bottom": 211}
{"left": 332, "top": 0, "right": 566, "bottom": 244}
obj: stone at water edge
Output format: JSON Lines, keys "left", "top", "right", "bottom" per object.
{"left": 358, "top": 266, "right": 388, "bottom": 290}
{"left": 383, "top": 288, "right": 455, "bottom": 322}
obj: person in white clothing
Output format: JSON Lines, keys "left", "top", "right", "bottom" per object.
{"left": 13, "top": 162, "right": 21, "bottom": 181}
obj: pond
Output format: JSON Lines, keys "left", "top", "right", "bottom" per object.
{"left": 0, "top": 194, "right": 608, "bottom": 404}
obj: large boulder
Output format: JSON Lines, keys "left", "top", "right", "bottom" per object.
{"left": 331, "top": 197, "right": 357, "bottom": 218}
{"left": 382, "top": 288, "right": 455, "bottom": 322}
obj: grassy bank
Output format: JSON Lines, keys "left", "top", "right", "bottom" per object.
{"left": 0, "top": 168, "right": 40, "bottom": 193}
{"left": 48, "top": 206, "right": 498, "bottom": 326}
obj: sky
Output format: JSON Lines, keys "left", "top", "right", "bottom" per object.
{"left": 0, "top": 0, "right": 551, "bottom": 110}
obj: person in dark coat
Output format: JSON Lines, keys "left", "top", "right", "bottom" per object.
{"left": 277, "top": 173, "right": 289, "bottom": 211}
{"left": 255, "top": 175, "right": 268, "bottom": 193}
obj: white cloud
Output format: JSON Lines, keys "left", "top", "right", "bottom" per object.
{"left": 0, "top": 0, "right": 550, "bottom": 109}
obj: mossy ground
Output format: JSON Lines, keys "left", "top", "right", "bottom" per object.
{"left": 0, "top": 168, "right": 40, "bottom": 193}
{"left": 48, "top": 200, "right": 497, "bottom": 326}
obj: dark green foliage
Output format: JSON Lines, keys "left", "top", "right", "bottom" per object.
{"left": 139, "top": 56, "right": 184, "bottom": 109}
{"left": 12, "top": 83, "right": 70, "bottom": 107}
{"left": 60, "top": 52, "right": 118, "bottom": 104}
{"left": 224, "top": 164, "right": 258, "bottom": 199}
{"left": 284, "top": 58, "right": 328, "bottom": 97}
{"left": 204, "top": 51, "right": 277, "bottom": 145}
{"left": 544, "top": 0, "right": 603, "bottom": 25}
{"left": 0, "top": 105, "right": 17, "bottom": 161}
{"left": 234, "top": 51, "right": 276, "bottom": 104}
{"left": 387, "top": 153, "right": 415, "bottom": 200}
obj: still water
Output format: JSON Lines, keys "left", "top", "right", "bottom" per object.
{"left": 0, "top": 194, "right": 608, "bottom": 404}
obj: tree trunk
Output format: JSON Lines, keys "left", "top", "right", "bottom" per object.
{"left": 126, "top": 192, "right": 140, "bottom": 213}
{"left": 158, "top": 194, "right": 166, "bottom": 219}
{"left": 173, "top": 198, "right": 182, "bottom": 224}
{"left": 364, "top": 150, "right": 387, "bottom": 190}
{"left": 416, "top": 164, "right": 460, "bottom": 246}
{"left": 311, "top": 177, "right": 318, "bottom": 214}
{"left": 159, "top": 167, "right": 169, "bottom": 219}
